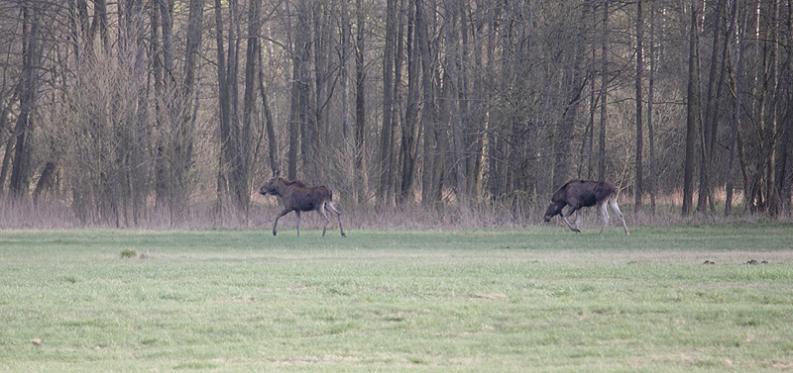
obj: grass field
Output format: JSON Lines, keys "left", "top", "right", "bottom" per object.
{"left": 1, "top": 224, "right": 793, "bottom": 371}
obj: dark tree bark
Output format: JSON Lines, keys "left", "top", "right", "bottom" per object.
{"left": 552, "top": 6, "right": 586, "bottom": 191}
{"left": 726, "top": 0, "right": 745, "bottom": 216}
{"left": 378, "top": 0, "right": 397, "bottom": 206}
{"left": 169, "top": 0, "right": 205, "bottom": 221}
{"left": 399, "top": 2, "right": 420, "bottom": 204}
{"left": 647, "top": 0, "right": 657, "bottom": 214}
{"left": 417, "top": 0, "right": 438, "bottom": 206}
{"left": 697, "top": 0, "right": 727, "bottom": 212}
{"left": 9, "top": 5, "right": 42, "bottom": 199}
{"left": 634, "top": 0, "right": 644, "bottom": 212}
{"left": 683, "top": 0, "right": 700, "bottom": 216}
{"left": 597, "top": 0, "right": 609, "bottom": 182}
{"left": 234, "top": 0, "right": 263, "bottom": 220}
{"left": 213, "top": 0, "right": 231, "bottom": 219}
{"left": 257, "top": 46, "right": 279, "bottom": 176}
{"left": 354, "top": 0, "right": 367, "bottom": 204}
{"left": 340, "top": 0, "right": 352, "bottom": 142}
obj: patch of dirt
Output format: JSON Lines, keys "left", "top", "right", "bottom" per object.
{"left": 470, "top": 292, "right": 507, "bottom": 300}
{"left": 772, "top": 361, "right": 793, "bottom": 369}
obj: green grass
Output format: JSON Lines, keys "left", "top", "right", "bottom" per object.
{"left": 1, "top": 224, "right": 792, "bottom": 371}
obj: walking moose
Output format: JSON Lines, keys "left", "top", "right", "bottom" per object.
{"left": 259, "top": 177, "right": 346, "bottom": 237}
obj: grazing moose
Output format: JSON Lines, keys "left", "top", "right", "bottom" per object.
{"left": 259, "top": 177, "right": 346, "bottom": 237}
{"left": 543, "top": 180, "right": 630, "bottom": 235}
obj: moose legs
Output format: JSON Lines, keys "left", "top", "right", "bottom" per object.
{"left": 318, "top": 204, "right": 331, "bottom": 236}
{"left": 272, "top": 208, "right": 293, "bottom": 236}
{"left": 562, "top": 207, "right": 581, "bottom": 233}
{"left": 270, "top": 209, "right": 304, "bottom": 237}
{"left": 608, "top": 198, "right": 630, "bottom": 235}
{"left": 598, "top": 202, "right": 609, "bottom": 233}
{"left": 317, "top": 202, "right": 346, "bottom": 237}
{"left": 324, "top": 202, "right": 346, "bottom": 237}
{"left": 598, "top": 198, "right": 630, "bottom": 236}
{"left": 295, "top": 211, "right": 302, "bottom": 237}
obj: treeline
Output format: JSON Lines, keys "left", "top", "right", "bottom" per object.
{"left": 0, "top": 0, "right": 790, "bottom": 226}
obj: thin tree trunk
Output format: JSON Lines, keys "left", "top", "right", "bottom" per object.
{"left": 634, "top": 0, "right": 644, "bottom": 213}
{"left": 399, "top": 2, "right": 420, "bottom": 204}
{"left": 285, "top": 0, "right": 300, "bottom": 180}
{"left": 597, "top": 0, "right": 609, "bottom": 181}
{"left": 354, "top": 0, "right": 367, "bottom": 204}
{"left": 214, "top": 0, "right": 230, "bottom": 220}
{"left": 417, "top": 0, "right": 436, "bottom": 206}
{"left": 647, "top": 0, "right": 657, "bottom": 214}
{"left": 683, "top": 0, "right": 700, "bottom": 216}
{"left": 340, "top": 0, "right": 352, "bottom": 142}
{"left": 257, "top": 46, "right": 279, "bottom": 176}
{"left": 378, "top": 0, "right": 397, "bottom": 207}
{"left": 726, "top": 0, "right": 744, "bottom": 216}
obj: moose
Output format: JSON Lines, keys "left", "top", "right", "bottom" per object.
{"left": 544, "top": 180, "right": 629, "bottom": 235}
{"left": 259, "top": 177, "right": 346, "bottom": 237}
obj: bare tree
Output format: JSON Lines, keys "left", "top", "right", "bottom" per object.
{"left": 597, "top": 0, "right": 609, "bottom": 182}
{"left": 647, "top": 0, "right": 657, "bottom": 214}
{"left": 682, "top": 0, "right": 700, "bottom": 216}
{"left": 634, "top": 0, "right": 644, "bottom": 212}
{"left": 9, "top": 4, "right": 42, "bottom": 199}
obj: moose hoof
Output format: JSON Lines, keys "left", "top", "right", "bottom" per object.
{"left": 572, "top": 228, "right": 581, "bottom": 233}
{"left": 272, "top": 231, "right": 277, "bottom": 236}
{"left": 341, "top": 233, "right": 347, "bottom": 238}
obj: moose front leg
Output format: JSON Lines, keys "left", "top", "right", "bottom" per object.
{"left": 562, "top": 207, "right": 581, "bottom": 233}
{"left": 272, "top": 209, "right": 292, "bottom": 236}
{"left": 295, "top": 211, "right": 301, "bottom": 237}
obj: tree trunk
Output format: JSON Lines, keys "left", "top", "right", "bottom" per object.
{"left": 354, "top": 0, "right": 367, "bottom": 204}
{"left": 683, "top": 0, "right": 700, "bottom": 216}
{"left": 417, "top": 0, "right": 437, "bottom": 206}
{"left": 697, "top": 0, "right": 727, "bottom": 212}
{"left": 633, "top": 0, "right": 644, "bottom": 213}
{"left": 238, "top": 0, "right": 263, "bottom": 221}
{"left": 257, "top": 46, "right": 279, "bottom": 176}
{"left": 378, "top": 0, "right": 397, "bottom": 207}
{"left": 647, "top": 0, "right": 657, "bottom": 214}
{"left": 399, "top": 2, "right": 420, "bottom": 204}
{"left": 552, "top": 6, "right": 585, "bottom": 190}
{"left": 597, "top": 0, "right": 609, "bottom": 182}
{"left": 9, "top": 5, "right": 41, "bottom": 199}
{"left": 168, "top": 0, "right": 204, "bottom": 222}
{"left": 726, "top": 0, "right": 745, "bottom": 216}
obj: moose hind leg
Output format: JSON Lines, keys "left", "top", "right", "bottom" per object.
{"left": 318, "top": 203, "right": 331, "bottom": 237}
{"left": 326, "top": 202, "right": 346, "bottom": 237}
{"left": 609, "top": 198, "right": 630, "bottom": 236}
{"left": 598, "top": 202, "right": 609, "bottom": 234}
{"left": 574, "top": 210, "right": 583, "bottom": 231}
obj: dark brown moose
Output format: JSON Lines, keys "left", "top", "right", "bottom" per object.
{"left": 544, "top": 180, "right": 629, "bottom": 235}
{"left": 259, "top": 177, "right": 346, "bottom": 237}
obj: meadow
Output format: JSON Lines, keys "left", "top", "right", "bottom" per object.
{"left": 1, "top": 224, "right": 792, "bottom": 371}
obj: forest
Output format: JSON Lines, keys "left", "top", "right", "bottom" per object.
{"left": 0, "top": 0, "right": 791, "bottom": 227}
